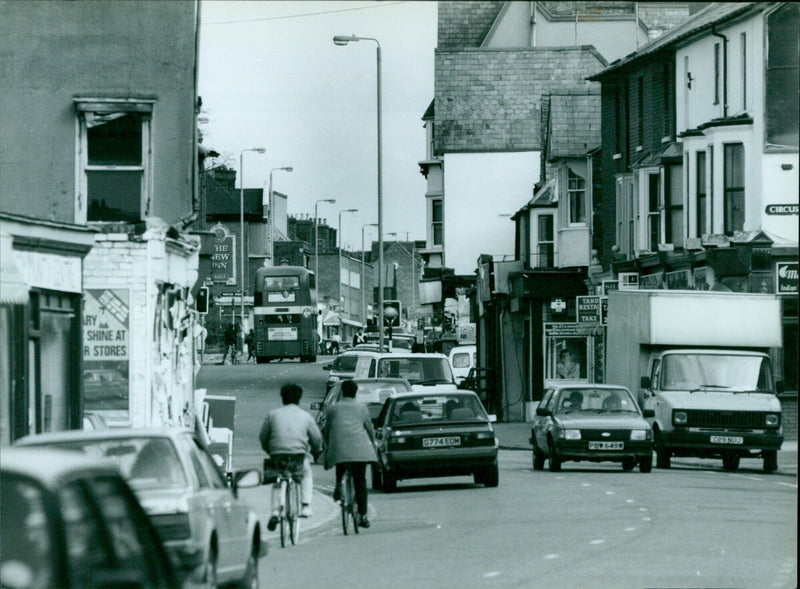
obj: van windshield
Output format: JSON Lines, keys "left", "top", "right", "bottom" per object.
{"left": 376, "top": 357, "right": 453, "bottom": 385}
{"left": 660, "top": 354, "right": 774, "bottom": 392}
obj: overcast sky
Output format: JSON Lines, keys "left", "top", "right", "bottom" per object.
{"left": 198, "top": 1, "right": 437, "bottom": 250}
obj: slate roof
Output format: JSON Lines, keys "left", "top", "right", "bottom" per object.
{"left": 205, "top": 177, "right": 263, "bottom": 217}
{"left": 589, "top": 2, "right": 761, "bottom": 79}
{"left": 548, "top": 93, "right": 601, "bottom": 159}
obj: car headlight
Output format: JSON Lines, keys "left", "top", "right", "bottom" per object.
{"left": 765, "top": 413, "right": 780, "bottom": 427}
{"left": 673, "top": 410, "right": 688, "bottom": 425}
{"left": 302, "top": 307, "right": 312, "bottom": 318}
{"left": 329, "top": 375, "right": 340, "bottom": 382}
{"left": 560, "top": 429, "right": 581, "bottom": 440}
{"left": 630, "top": 430, "right": 648, "bottom": 441}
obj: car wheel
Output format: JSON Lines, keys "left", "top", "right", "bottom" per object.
{"left": 763, "top": 450, "right": 778, "bottom": 474}
{"left": 654, "top": 429, "right": 671, "bottom": 469}
{"left": 639, "top": 454, "right": 653, "bottom": 473}
{"left": 622, "top": 457, "right": 636, "bottom": 471}
{"left": 371, "top": 465, "right": 383, "bottom": 490}
{"left": 481, "top": 464, "right": 499, "bottom": 487}
{"left": 722, "top": 452, "right": 740, "bottom": 472}
{"left": 548, "top": 439, "right": 561, "bottom": 472}
{"left": 235, "top": 550, "right": 258, "bottom": 589}
{"left": 533, "top": 446, "right": 545, "bottom": 471}
{"left": 382, "top": 470, "right": 397, "bottom": 493}
{"left": 202, "top": 550, "right": 218, "bottom": 589}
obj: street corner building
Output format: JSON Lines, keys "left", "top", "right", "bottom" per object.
{"left": 0, "top": 0, "right": 206, "bottom": 444}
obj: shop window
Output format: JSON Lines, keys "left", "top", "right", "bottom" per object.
{"left": 724, "top": 143, "right": 745, "bottom": 234}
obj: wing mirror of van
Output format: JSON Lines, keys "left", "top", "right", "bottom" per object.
{"left": 536, "top": 406, "right": 552, "bottom": 417}
{"left": 640, "top": 376, "right": 652, "bottom": 389}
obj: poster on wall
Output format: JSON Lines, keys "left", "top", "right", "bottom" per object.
{"left": 83, "top": 288, "right": 130, "bottom": 422}
{"left": 543, "top": 323, "right": 589, "bottom": 382}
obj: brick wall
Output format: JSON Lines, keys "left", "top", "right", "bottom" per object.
{"left": 438, "top": 1, "right": 505, "bottom": 49}
{"left": 435, "top": 47, "right": 606, "bottom": 153}
{"left": 780, "top": 394, "right": 798, "bottom": 441}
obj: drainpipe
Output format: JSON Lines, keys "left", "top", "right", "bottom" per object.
{"left": 530, "top": 1, "right": 536, "bottom": 47}
{"left": 711, "top": 26, "right": 728, "bottom": 118}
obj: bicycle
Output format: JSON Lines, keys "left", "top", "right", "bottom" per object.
{"left": 269, "top": 454, "right": 304, "bottom": 547}
{"left": 228, "top": 343, "right": 239, "bottom": 365}
{"left": 338, "top": 464, "right": 359, "bottom": 536}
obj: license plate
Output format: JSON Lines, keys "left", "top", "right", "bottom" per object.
{"left": 267, "top": 327, "right": 297, "bottom": 341}
{"left": 710, "top": 435, "right": 744, "bottom": 444}
{"left": 423, "top": 436, "right": 461, "bottom": 448}
{"left": 588, "top": 441, "right": 624, "bottom": 450}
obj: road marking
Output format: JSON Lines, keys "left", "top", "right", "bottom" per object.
{"left": 544, "top": 554, "right": 560, "bottom": 560}
{"left": 638, "top": 507, "right": 648, "bottom": 512}
{"left": 589, "top": 539, "right": 605, "bottom": 545}
{"left": 581, "top": 483, "right": 591, "bottom": 487}
{"left": 642, "top": 517, "right": 651, "bottom": 521}
{"left": 624, "top": 527, "right": 636, "bottom": 532}
{"left": 625, "top": 499, "right": 635, "bottom": 503}
{"left": 730, "top": 473, "right": 763, "bottom": 482}
{"left": 482, "top": 572, "right": 501, "bottom": 578}
{"left": 605, "top": 491, "right": 614, "bottom": 495}
{"left": 776, "top": 481, "right": 797, "bottom": 488}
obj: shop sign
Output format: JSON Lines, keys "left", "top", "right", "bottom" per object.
{"left": 16, "top": 250, "right": 82, "bottom": 293}
{"left": 600, "top": 297, "right": 608, "bottom": 325}
{"left": 576, "top": 296, "right": 601, "bottom": 324}
{"left": 618, "top": 272, "right": 639, "bottom": 290}
{"left": 765, "top": 204, "right": 799, "bottom": 216}
{"left": 665, "top": 269, "right": 691, "bottom": 290}
{"left": 83, "top": 288, "right": 130, "bottom": 416}
{"left": 550, "top": 298, "right": 567, "bottom": 313}
{"left": 639, "top": 273, "right": 664, "bottom": 290}
{"left": 777, "top": 262, "right": 798, "bottom": 294}
{"left": 602, "top": 280, "right": 618, "bottom": 295}
{"left": 210, "top": 223, "right": 236, "bottom": 285}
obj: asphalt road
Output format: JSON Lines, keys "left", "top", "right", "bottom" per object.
{"left": 197, "top": 359, "right": 798, "bottom": 589}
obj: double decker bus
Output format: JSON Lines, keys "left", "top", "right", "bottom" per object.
{"left": 252, "top": 266, "right": 318, "bottom": 363}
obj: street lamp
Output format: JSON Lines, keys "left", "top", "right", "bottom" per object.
{"left": 361, "top": 222, "right": 378, "bottom": 325}
{"left": 314, "top": 198, "right": 336, "bottom": 307}
{"left": 268, "top": 166, "right": 293, "bottom": 266}
{"left": 240, "top": 147, "right": 266, "bottom": 332}
{"left": 334, "top": 33, "right": 385, "bottom": 349}
{"left": 338, "top": 209, "right": 358, "bottom": 314}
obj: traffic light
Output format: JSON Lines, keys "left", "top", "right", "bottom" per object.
{"left": 196, "top": 287, "right": 210, "bottom": 314}
{"left": 383, "top": 300, "right": 401, "bottom": 327}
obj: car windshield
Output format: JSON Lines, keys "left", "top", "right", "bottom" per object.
{"left": 660, "top": 354, "right": 773, "bottom": 392}
{"left": 555, "top": 388, "right": 638, "bottom": 414}
{"left": 333, "top": 355, "right": 359, "bottom": 372}
{"left": 42, "top": 437, "right": 188, "bottom": 489}
{"left": 354, "top": 381, "right": 412, "bottom": 404}
{"left": 1, "top": 473, "right": 53, "bottom": 587}
{"left": 390, "top": 395, "right": 488, "bottom": 424}
{"left": 376, "top": 357, "right": 453, "bottom": 384}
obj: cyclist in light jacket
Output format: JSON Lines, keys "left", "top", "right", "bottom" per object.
{"left": 259, "top": 383, "right": 322, "bottom": 531}
{"left": 323, "top": 379, "right": 377, "bottom": 528}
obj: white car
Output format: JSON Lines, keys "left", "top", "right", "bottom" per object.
{"left": 448, "top": 345, "right": 476, "bottom": 386}
{"left": 353, "top": 352, "right": 459, "bottom": 393}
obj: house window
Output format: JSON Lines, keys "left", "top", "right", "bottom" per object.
{"left": 662, "top": 63, "right": 671, "bottom": 137}
{"left": 616, "top": 175, "right": 636, "bottom": 257}
{"left": 536, "top": 214, "right": 554, "bottom": 268}
{"left": 724, "top": 143, "right": 745, "bottom": 234}
{"left": 431, "top": 199, "right": 443, "bottom": 246}
{"left": 714, "top": 43, "right": 721, "bottom": 105}
{"left": 627, "top": 179, "right": 636, "bottom": 255}
{"left": 646, "top": 172, "right": 661, "bottom": 250}
{"left": 567, "top": 168, "right": 586, "bottom": 225}
{"left": 766, "top": 4, "right": 800, "bottom": 148}
{"left": 696, "top": 151, "right": 707, "bottom": 236}
{"left": 76, "top": 100, "right": 153, "bottom": 224}
{"left": 708, "top": 145, "right": 714, "bottom": 231}
{"left": 740, "top": 32, "right": 747, "bottom": 110}
{"left": 637, "top": 77, "right": 644, "bottom": 147}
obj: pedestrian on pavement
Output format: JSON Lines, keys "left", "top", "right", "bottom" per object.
{"left": 330, "top": 332, "right": 341, "bottom": 355}
{"left": 245, "top": 328, "right": 256, "bottom": 362}
{"left": 259, "top": 383, "right": 322, "bottom": 530}
{"left": 221, "top": 323, "right": 237, "bottom": 364}
{"left": 322, "top": 379, "right": 377, "bottom": 528}
{"left": 352, "top": 328, "right": 366, "bottom": 347}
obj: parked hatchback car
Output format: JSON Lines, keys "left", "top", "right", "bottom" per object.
{"left": 322, "top": 351, "right": 370, "bottom": 392}
{"left": 372, "top": 391, "right": 499, "bottom": 492}
{"left": 1, "top": 447, "right": 179, "bottom": 589}
{"left": 311, "top": 377, "right": 413, "bottom": 431}
{"left": 531, "top": 384, "right": 655, "bottom": 473}
{"left": 16, "top": 428, "right": 264, "bottom": 588}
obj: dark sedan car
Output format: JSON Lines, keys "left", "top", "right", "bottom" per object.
{"left": 1, "top": 447, "right": 179, "bottom": 589}
{"left": 373, "top": 391, "right": 499, "bottom": 492}
{"left": 311, "top": 377, "right": 413, "bottom": 431}
{"left": 531, "top": 384, "right": 655, "bottom": 472}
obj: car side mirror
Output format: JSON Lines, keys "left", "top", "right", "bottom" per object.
{"left": 640, "top": 376, "right": 652, "bottom": 389}
{"left": 231, "top": 468, "right": 261, "bottom": 497}
{"left": 776, "top": 380, "right": 785, "bottom": 394}
{"left": 643, "top": 408, "right": 655, "bottom": 418}
{"left": 487, "top": 414, "right": 497, "bottom": 423}
{"left": 536, "top": 406, "right": 551, "bottom": 417}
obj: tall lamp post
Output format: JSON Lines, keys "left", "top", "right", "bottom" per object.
{"left": 361, "top": 222, "right": 378, "bottom": 326}
{"left": 333, "top": 34, "right": 385, "bottom": 349}
{"left": 338, "top": 208, "right": 358, "bottom": 315}
{"left": 268, "top": 166, "right": 293, "bottom": 266}
{"left": 314, "top": 198, "right": 336, "bottom": 305}
{"left": 240, "top": 147, "right": 266, "bottom": 332}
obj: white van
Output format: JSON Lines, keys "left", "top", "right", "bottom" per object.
{"left": 448, "top": 345, "right": 476, "bottom": 386}
{"left": 353, "top": 352, "right": 458, "bottom": 393}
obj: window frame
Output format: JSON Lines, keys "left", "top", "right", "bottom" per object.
{"left": 566, "top": 168, "right": 587, "bottom": 227}
{"left": 696, "top": 150, "right": 707, "bottom": 237}
{"left": 723, "top": 142, "right": 745, "bottom": 234}
{"left": 430, "top": 198, "right": 443, "bottom": 246}
{"left": 714, "top": 43, "right": 721, "bottom": 105}
{"left": 74, "top": 98, "right": 154, "bottom": 224}
{"left": 534, "top": 212, "right": 555, "bottom": 268}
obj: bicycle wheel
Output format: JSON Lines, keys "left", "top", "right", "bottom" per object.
{"left": 340, "top": 475, "right": 349, "bottom": 536}
{"left": 287, "top": 480, "right": 300, "bottom": 545}
{"left": 347, "top": 471, "right": 359, "bottom": 535}
{"left": 278, "top": 480, "right": 287, "bottom": 548}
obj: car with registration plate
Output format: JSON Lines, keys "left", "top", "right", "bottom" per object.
{"left": 322, "top": 350, "right": 374, "bottom": 393}
{"left": 531, "top": 384, "right": 655, "bottom": 472}
{"left": 311, "top": 378, "right": 413, "bottom": 432}
{"left": 1, "top": 447, "right": 179, "bottom": 589}
{"left": 372, "top": 391, "right": 499, "bottom": 491}
{"left": 16, "top": 428, "right": 264, "bottom": 588}
{"left": 353, "top": 352, "right": 459, "bottom": 393}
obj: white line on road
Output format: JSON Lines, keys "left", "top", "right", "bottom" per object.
{"left": 730, "top": 473, "right": 763, "bottom": 482}
{"left": 482, "top": 572, "right": 501, "bottom": 578}
{"left": 543, "top": 554, "right": 560, "bottom": 560}
{"left": 642, "top": 517, "right": 652, "bottom": 521}
{"left": 581, "top": 483, "right": 591, "bottom": 487}
{"left": 605, "top": 491, "right": 614, "bottom": 495}
{"left": 589, "top": 539, "right": 605, "bottom": 545}
{"left": 625, "top": 499, "right": 635, "bottom": 503}
{"left": 624, "top": 527, "right": 636, "bottom": 532}
{"left": 638, "top": 507, "right": 648, "bottom": 511}
{"left": 776, "top": 481, "right": 797, "bottom": 488}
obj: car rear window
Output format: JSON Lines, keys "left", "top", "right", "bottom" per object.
{"left": 376, "top": 357, "right": 453, "bottom": 384}
{"left": 354, "top": 381, "right": 411, "bottom": 404}
{"left": 391, "top": 394, "right": 487, "bottom": 423}
{"left": 1, "top": 473, "right": 53, "bottom": 586}
{"left": 333, "top": 355, "right": 359, "bottom": 372}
